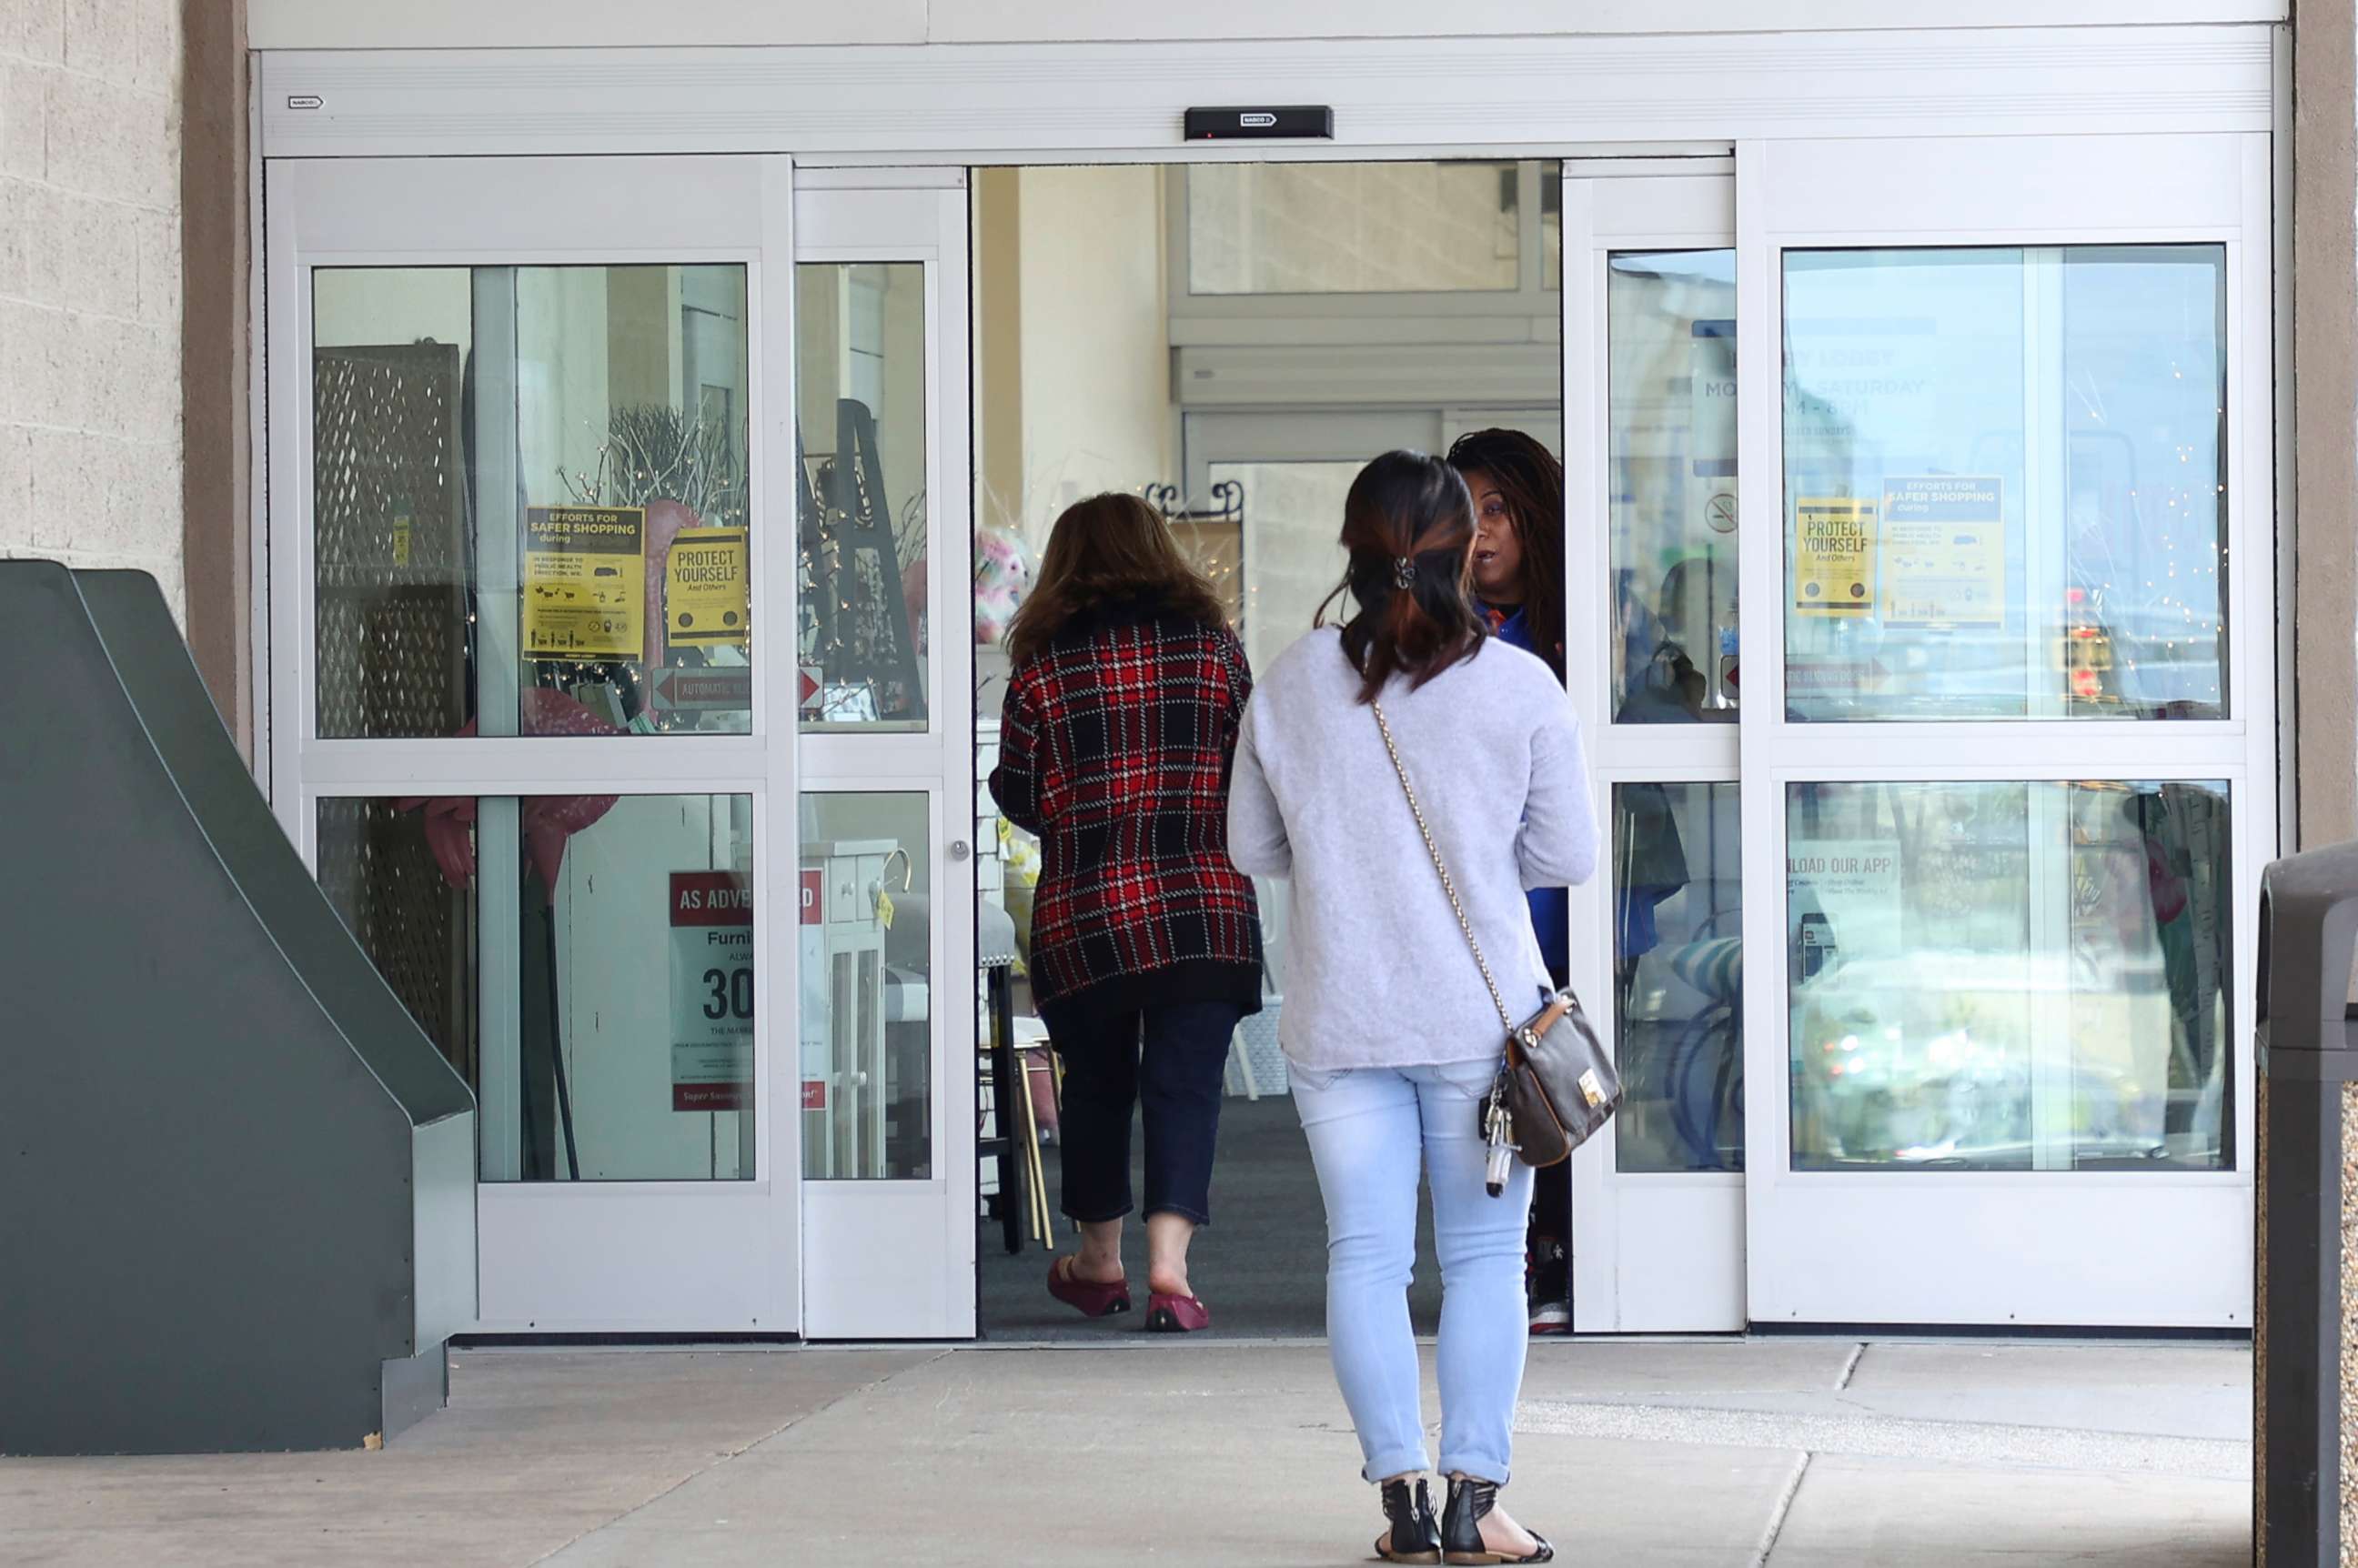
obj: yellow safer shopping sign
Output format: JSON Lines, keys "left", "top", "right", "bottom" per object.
{"left": 1793, "top": 497, "right": 1876, "bottom": 618}
{"left": 666, "top": 527, "right": 751, "bottom": 647}
{"left": 524, "top": 506, "right": 644, "bottom": 659}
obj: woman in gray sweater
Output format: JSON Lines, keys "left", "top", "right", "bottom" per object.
{"left": 1228, "top": 450, "right": 1596, "bottom": 1565}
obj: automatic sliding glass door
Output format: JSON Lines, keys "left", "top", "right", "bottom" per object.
{"left": 1733, "top": 132, "right": 2271, "bottom": 1327}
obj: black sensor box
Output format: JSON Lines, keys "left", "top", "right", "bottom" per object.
{"left": 1184, "top": 106, "right": 1335, "bottom": 141}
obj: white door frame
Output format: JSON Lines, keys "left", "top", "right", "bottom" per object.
{"left": 1560, "top": 167, "right": 1747, "bottom": 1332}
{"left": 793, "top": 178, "right": 979, "bottom": 1340}
{"left": 1733, "top": 131, "right": 2273, "bottom": 1327}
{"left": 266, "top": 154, "right": 803, "bottom": 1332}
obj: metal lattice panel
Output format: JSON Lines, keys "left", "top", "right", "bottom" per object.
{"left": 316, "top": 799, "right": 473, "bottom": 1081}
{"left": 313, "top": 342, "right": 470, "bottom": 740}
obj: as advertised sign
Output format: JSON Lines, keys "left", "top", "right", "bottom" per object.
{"left": 524, "top": 506, "right": 645, "bottom": 659}
{"left": 666, "top": 527, "right": 750, "bottom": 647}
{"left": 1880, "top": 476, "right": 2004, "bottom": 628}
{"left": 670, "top": 870, "right": 752, "bottom": 1112}
{"left": 1793, "top": 497, "right": 1876, "bottom": 618}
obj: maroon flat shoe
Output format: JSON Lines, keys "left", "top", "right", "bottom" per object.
{"left": 1144, "top": 1290, "right": 1210, "bottom": 1333}
{"left": 1046, "top": 1256, "right": 1132, "bottom": 1318}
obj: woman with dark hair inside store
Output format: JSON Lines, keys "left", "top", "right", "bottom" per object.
{"left": 987, "top": 492, "right": 1263, "bottom": 1335}
{"left": 1229, "top": 450, "right": 1594, "bottom": 1564}
{"left": 1446, "top": 427, "right": 1577, "bottom": 1337}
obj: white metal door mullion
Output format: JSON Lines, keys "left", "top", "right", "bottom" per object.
{"left": 1733, "top": 142, "right": 1798, "bottom": 1298}
{"left": 930, "top": 183, "right": 981, "bottom": 1334}
{"left": 756, "top": 155, "right": 801, "bottom": 1325}
{"left": 1570, "top": 164, "right": 1749, "bottom": 1332}
{"left": 2231, "top": 130, "right": 2276, "bottom": 1176}
{"left": 1559, "top": 170, "right": 1620, "bottom": 1329}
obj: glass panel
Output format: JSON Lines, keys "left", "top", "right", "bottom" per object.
{"left": 318, "top": 791, "right": 758, "bottom": 1182}
{"left": 1785, "top": 779, "right": 2232, "bottom": 1171}
{"left": 1609, "top": 251, "right": 1738, "bottom": 723}
{"left": 796, "top": 262, "right": 931, "bottom": 731}
{"left": 1615, "top": 782, "right": 1743, "bottom": 1172}
{"left": 1206, "top": 459, "right": 1359, "bottom": 676}
{"left": 1187, "top": 162, "right": 1522, "bottom": 295}
{"left": 310, "top": 266, "right": 754, "bottom": 739}
{"left": 801, "top": 793, "right": 934, "bottom": 1180}
{"left": 1781, "top": 246, "right": 2227, "bottom": 720}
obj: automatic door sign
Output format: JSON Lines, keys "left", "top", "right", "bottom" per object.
{"left": 670, "top": 870, "right": 753, "bottom": 1113}
{"left": 524, "top": 506, "right": 645, "bottom": 659}
{"left": 666, "top": 528, "right": 750, "bottom": 648}
{"left": 1793, "top": 497, "right": 1877, "bottom": 618}
{"left": 650, "top": 667, "right": 752, "bottom": 713}
{"left": 1880, "top": 476, "right": 2003, "bottom": 628}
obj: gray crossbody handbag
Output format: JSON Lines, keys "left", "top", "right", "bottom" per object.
{"left": 1372, "top": 697, "right": 1622, "bottom": 1191}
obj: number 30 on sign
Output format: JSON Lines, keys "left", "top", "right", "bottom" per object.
{"left": 670, "top": 870, "right": 753, "bottom": 1112}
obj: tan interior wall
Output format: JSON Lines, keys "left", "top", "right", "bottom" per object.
{"left": 1008, "top": 165, "right": 1175, "bottom": 548}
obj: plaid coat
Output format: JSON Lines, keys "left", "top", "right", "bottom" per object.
{"left": 989, "top": 600, "right": 1265, "bottom": 1016}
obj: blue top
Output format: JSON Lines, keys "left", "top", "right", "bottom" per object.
{"left": 1487, "top": 604, "right": 1570, "bottom": 982}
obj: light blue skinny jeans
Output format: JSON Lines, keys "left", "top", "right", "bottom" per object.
{"left": 1291, "top": 1056, "right": 1536, "bottom": 1485}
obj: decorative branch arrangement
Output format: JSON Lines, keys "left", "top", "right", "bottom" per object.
{"left": 561, "top": 404, "right": 748, "bottom": 523}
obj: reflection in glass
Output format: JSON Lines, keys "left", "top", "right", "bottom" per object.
{"left": 1781, "top": 246, "right": 2226, "bottom": 721}
{"left": 1541, "top": 172, "right": 1563, "bottom": 293}
{"left": 1609, "top": 251, "right": 1738, "bottom": 723}
{"left": 310, "top": 265, "right": 753, "bottom": 741}
{"left": 796, "top": 263, "right": 930, "bottom": 730}
{"left": 1188, "top": 161, "right": 1522, "bottom": 295}
{"left": 319, "top": 791, "right": 757, "bottom": 1182}
{"left": 1615, "top": 783, "right": 1743, "bottom": 1172}
{"left": 1786, "top": 779, "right": 2231, "bottom": 1171}
{"left": 801, "top": 794, "right": 934, "bottom": 1181}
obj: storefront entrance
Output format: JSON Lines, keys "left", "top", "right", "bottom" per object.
{"left": 258, "top": 27, "right": 2275, "bottom": 1338}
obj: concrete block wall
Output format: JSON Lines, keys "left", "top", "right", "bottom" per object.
{"left": 0, "top": 0, "right": 186, "bottom": 624}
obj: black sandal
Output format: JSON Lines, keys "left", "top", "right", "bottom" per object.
{"left": 1375, "top": 1476, "right": 1441, "bottom": 1564}
{"left": 1441, "top": 1476, "right": 1554, "bottom": 1565}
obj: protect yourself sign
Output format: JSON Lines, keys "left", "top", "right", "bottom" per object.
{"left": 670, "top": 870, "right": 752, "bottom": 1112}
{"left": 666, "top": 527, "right": 750, "bottom": 647}
{"left": 1793, "top": 497, "right": 1876, "bottom": 618}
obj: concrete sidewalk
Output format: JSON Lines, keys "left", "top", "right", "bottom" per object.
{"left": 0, "top": 1338, "right": 2250, "bottom": 1567}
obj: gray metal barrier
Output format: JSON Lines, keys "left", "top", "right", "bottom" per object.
{"left": 2255, "top": 839, "right": 2358, "bottom": 1564}
{"left": 0, "top": 562, "right": 476, "bottom": 1455}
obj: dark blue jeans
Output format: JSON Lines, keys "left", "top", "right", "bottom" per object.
{"left": 1038, "top": 997, "right": 1245, "bottom": 1227}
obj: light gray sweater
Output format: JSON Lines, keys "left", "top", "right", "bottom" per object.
{"left": 1227, "top": 628, "right": 1599, "bottom": 1070}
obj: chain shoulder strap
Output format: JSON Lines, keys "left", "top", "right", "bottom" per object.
{"left": 1371, "top": 696, "right": 1517, "bottom": 1033}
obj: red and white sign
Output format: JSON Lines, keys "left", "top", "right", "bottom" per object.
{"left": 670, "top": 870, "right": 753, "bottom": 1113}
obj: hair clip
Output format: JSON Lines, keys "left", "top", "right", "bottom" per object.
{"left": 1394, "top": 555, "right": 1417, "bottom": 591}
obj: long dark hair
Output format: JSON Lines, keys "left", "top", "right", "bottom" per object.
{"left": 1316, "top": 450, "right": 1486, "bottom": 705}
{"left": 1007, "top": 492, "right": 1227, "bottom": 668}
{"left": 1446, "top": 427, "right": 1567, "bottom": 685}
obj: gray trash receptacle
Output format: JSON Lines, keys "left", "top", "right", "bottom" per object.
{"left": 2256, "top": 839, "right": 2358, "bottom": 1565}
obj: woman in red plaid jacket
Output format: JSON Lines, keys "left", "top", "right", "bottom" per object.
{"left": 989, "top": 492, "right": 1264, "bottom": 1334}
